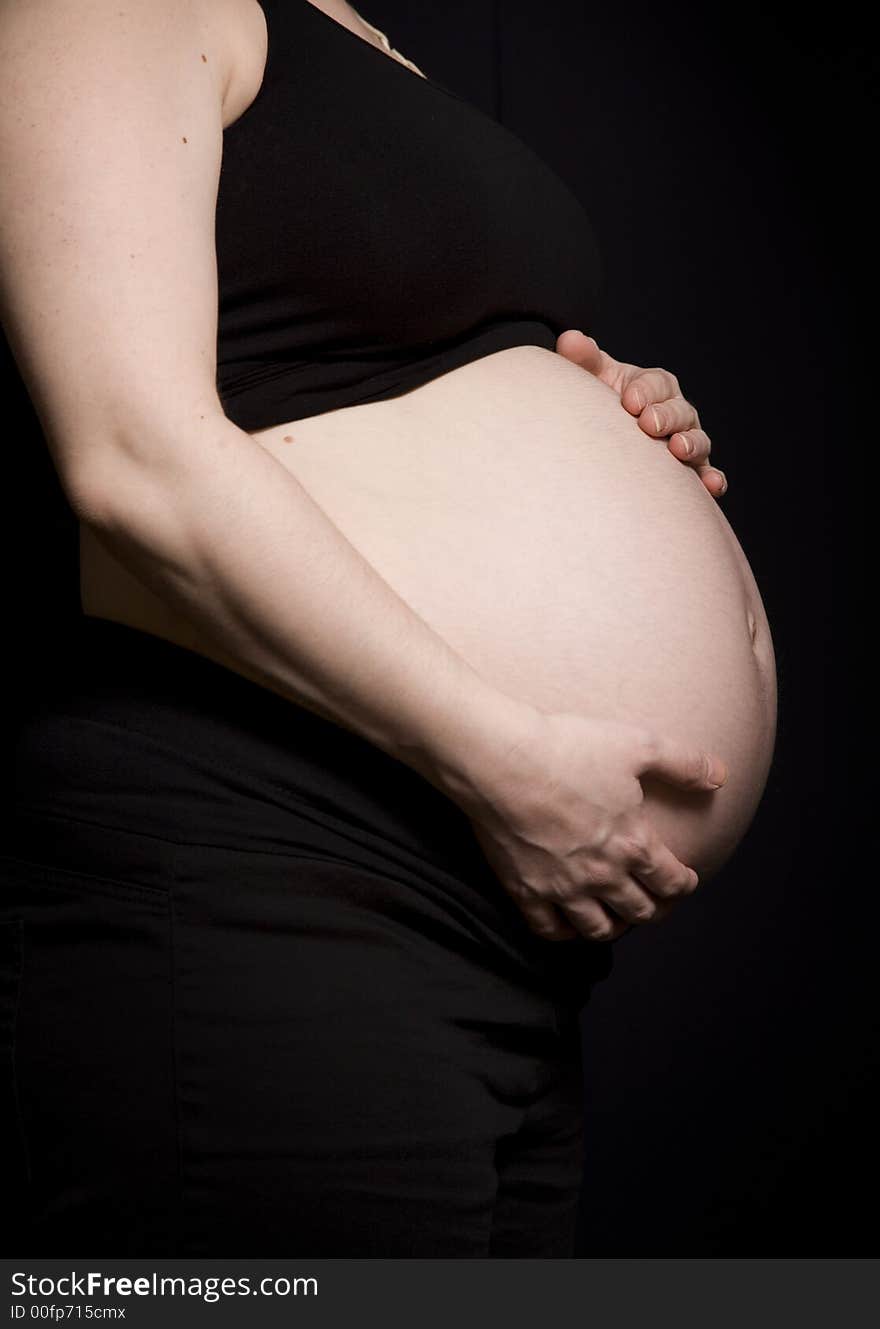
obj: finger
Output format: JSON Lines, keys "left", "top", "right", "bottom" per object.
{"left": 559, "top": 895, "right": 629, "bottom": 942}
{"left": 623, "top": 824, "right": 700, "bottom": 899}
{"left": 622, "top": 367, "right": 682, "bottom": 414}
{"left": 667, "top": 428, "right": 712, "bottom": 465}
{"left": 636, "top": 733, "right": 728, "bottom": 791}
{"left": 596, "top": 875, "right": 663, "bottom": 923}
{"left": 555, "top": 329, "right": 604, "bottom": 372}
{"left": 699, "top": 466, "right": 728, "bottom": 496}
{"left": 642, "top": 397, "right": 700, "bottom": 439}
{"left": 684, "top": 457, "right": 727, "bottom": 496}
{"left": 517, "top": 895, "right": 581, "bottom": 942}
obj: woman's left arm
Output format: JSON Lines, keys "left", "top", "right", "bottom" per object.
{"left": 555, "top": 329, "right": 727, "bottom": 498}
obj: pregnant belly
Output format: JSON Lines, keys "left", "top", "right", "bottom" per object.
{"left": 81, "top": 345, "right": 777, "bottom": 880}
{"left": 251, "top": 345, "right": 777, "bottom": 880}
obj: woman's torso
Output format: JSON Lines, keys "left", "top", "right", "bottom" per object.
{"left": 79, "top": 1, "right": 777, "bottom": 880}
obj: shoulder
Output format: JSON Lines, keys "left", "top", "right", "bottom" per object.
{"left": 198, "top": 0, "right": 269, "bottom": 130}
{"left": 0, "top": 0, "right": 267, "bottom": 130}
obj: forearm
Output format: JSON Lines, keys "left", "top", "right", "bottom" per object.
{"left": 72, "top": 413, "right": 529, "bottom": 810}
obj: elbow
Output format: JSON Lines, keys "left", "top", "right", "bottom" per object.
{"left": 64, "top": 456, "right": 129, "bottom": 530}
{"left": 61, "top": 407, "right": 238, "bottom": 530}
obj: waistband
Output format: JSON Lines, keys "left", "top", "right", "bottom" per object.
{"left": 14, "top": 614, "right": 491, "bottom": 860}
{"left": 7, "top": 613, "right": 615, "bottom": 1001}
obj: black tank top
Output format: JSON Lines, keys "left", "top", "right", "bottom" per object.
{"left": 216, "top": 1, "right": 603, "bottom": 431}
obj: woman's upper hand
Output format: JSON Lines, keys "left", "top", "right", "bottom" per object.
{"left": 554, "top": 330, "right": 728, "bottom": 499}
{"left": 461, "top": 705, "right": 728, "bottom": 943}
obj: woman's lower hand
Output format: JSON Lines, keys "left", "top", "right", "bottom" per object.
{"left": 462, "top": 706, "right": 728, "bottom": 942}
{"left": 554, "top": 329, "right": 727, "bottom": 499}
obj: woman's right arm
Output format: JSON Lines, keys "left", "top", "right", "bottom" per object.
{"left": 0, "top": 0, "right": 726, "bottom": 942}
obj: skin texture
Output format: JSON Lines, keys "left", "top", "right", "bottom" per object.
{"left": 0, "top": 0, "right": 774, "bottom": 943}
{"left": 236, "top": 345, "right": 776, "bottom": 913}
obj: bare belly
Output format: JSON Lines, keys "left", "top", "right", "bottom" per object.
{"left": 80, "top": 345, "right": 777, "bottom": 879}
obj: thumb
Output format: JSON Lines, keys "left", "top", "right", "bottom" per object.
{"left": 555, "top": 329, "right": 603, "bottom": 372}
{"left": 636, "top": 734, "right": 728, "bottom": 791}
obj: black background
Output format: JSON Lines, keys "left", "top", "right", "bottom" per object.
{"left": 363, "top": 0, "right": 873, "bottom": 1255}
{"left": 1, "top": 0, "right": 873, "bottom": 1258}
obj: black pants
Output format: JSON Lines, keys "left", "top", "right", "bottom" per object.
{"left": 0, "top": 615, "right": 613, "bottom": 1257}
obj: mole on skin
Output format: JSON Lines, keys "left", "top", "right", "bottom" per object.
{"left": 283, "top": 435, "right": 294, "bottom": 443}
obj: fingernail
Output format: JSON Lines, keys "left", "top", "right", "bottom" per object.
{"left": 652, "top": 408, "right": 665, "bottom": 432}
{"left": 681, "top": 435, "right": 694, "bottom": 456}
{"left": 709, "top": 763, "right": 728, "bottom": 789}
{"left": 718, "top": 473, "right": 728, "bottom": 494}
{"left": 634, "top": 389, "right": 646, "bottom": 409}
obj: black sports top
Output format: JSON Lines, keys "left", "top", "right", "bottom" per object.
{"left": 215, "top": 1, "right": 603, "bottom": 431}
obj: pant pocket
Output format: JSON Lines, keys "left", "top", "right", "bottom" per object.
{"left": 5, "top": 807, "right": 175, "bottom": 898}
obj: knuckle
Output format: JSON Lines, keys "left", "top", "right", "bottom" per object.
{"left": 534, "top": 920, "right": 566, "bottom": 940}
{"left": 670, "top": 869, "right": 698, "bottom": 896}
{"left": 526, "top": 907, "right": 566, "bottom": 938}
{"left": 590, "top": 814, "right": 618, "bottom": 851}
{"left": 544, "top": 877, "right": 575, "bottom": 904}
{"left": 629, "top": 899, "right": 656, "bottom": 922}
{"left": 651, "top": 872, "right": 679, "bottom": 898}
{"left": 618, "top": 829, "right": 650, "bottom": 861}
{"left": 578, "top": 871, "right": 611, "bottom": 899}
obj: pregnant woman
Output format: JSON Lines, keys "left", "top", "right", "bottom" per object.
{"left": 0, "top": 0, "right": 776, "bottom": 1257}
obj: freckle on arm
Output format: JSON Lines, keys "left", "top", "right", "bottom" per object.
{"left": 282, "top": 435, "right": 295, "bottom": 444}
